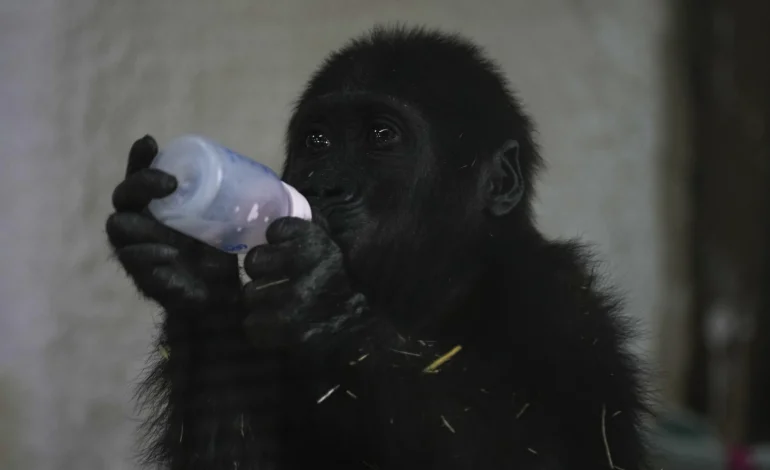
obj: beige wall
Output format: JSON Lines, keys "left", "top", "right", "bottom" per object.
{"left": 0, "top": 1, "right": 686, "bottom": 468}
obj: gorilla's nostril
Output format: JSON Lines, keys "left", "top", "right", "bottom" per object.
{"left": 321, "top": 186, "right": 346, "bottom": 199}
{"left": 310, "top": 182, "right": 357, "bottom": 203}
{"left": 298, "top": 175, "right": 358, "bottom": 204}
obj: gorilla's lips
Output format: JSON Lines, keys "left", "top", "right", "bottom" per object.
{"left": 304, "top": 193, "right": 366, "bottom": 242}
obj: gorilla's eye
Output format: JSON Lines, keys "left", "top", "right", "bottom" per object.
{"left": 305, "top": 132, "right": 331, "bottom": 152}
{"left": 371, "top": 124, "right": 400, "bottom": 147}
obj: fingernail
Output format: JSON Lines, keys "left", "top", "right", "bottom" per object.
{"left": 142, "top": 135, "right": 158, "bottom": 152}
{"left": 164, "top": 175, "right": 178, "bottom": 191}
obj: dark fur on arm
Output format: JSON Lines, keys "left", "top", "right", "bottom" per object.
{"left": 107, "top": 135, "right": 286, "bottom": 470}
{"left": 134, "top": 296, "right": 286, "bottom": 470}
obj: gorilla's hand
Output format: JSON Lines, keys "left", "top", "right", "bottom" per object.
{"left": 241, "top": 216, "right": 367, "bottom": 350}
{"left": 106, "top": 135, "right": 241, "bottom": 310}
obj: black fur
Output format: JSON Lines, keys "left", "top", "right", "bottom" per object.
{"left": 107, "top": 25, "right": 651, "bottom": 469}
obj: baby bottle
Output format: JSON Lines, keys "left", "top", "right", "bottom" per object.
{"left": 147, "top": 134, "right": 312, "bottom": 253}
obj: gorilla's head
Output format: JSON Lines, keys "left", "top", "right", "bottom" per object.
{"left": 281, "top": 26, "right": 543, "bottom": 309}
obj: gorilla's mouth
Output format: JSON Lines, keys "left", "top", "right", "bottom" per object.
{"left": 300, "top": 181, "right": 362, "bottom": 218}
{"left": 314, "top": 197, "right": 357, "bottom": 218}
{"left": 315, "top": 199, "right": 363, "bottom": 226}
{"left": 306, "top": 194, "right": 367, "bottom": 243}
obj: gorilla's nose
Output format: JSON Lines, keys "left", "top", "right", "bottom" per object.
{"left": 301, "top": 178, "right": 358, "bottom": 205}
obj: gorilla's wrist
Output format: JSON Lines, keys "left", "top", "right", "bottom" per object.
{"left": 158, "top": 279, "right": 242, "bottom": 317}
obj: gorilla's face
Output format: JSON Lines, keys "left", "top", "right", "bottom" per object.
{"left": 280, "top": 88, "right": 527, "bottom": 305}
{"left": 282, "top": 92, "right": 440, "bottom": 260}
{"left": 279, "top": 31, "right": 532, "bottom": 305}
{"left": 274, "top": 28, "right": 535, "bottom": 315}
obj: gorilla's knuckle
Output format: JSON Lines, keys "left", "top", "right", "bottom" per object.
{"left": 265, "top": 219, "right": 292, "bottom": 243}
{"left": 110, "top": 186, "right": 123, "bottom": 209}
{"left": 105, "top": 214, "right": 118, "bottom": 237}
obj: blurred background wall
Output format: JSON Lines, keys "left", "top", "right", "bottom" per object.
{"left": 0, "top": 0, "right": 693, "bottom": 469}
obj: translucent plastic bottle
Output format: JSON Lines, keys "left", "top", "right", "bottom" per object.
{"left": 147, "top": 134, "right": 312, "bottom": 253}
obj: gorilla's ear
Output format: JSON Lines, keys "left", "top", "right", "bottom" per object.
{"left": 485, "top": 139, "right": 525, "bottom": 216}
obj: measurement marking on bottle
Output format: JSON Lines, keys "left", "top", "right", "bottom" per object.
{"left": 234, "top": 206, "right": 240, "bottom": 213}
{"left": 247, "top": 203, "right": 260, "bottom": 222}
{"left": 223, "top": 243, "right": 248, "bottom": 252}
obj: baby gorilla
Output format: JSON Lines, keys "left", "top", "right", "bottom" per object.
{"left": 106, "top": 26, "right": 650, "bottom": 470}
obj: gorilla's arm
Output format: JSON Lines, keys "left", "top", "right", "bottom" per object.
{"left": 107, "top": 136, "right": 284, "bottom": 470}
{"left": 135, "top": 294, "right": 285, "bottom": 469}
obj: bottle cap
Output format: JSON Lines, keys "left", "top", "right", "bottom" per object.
{"left": 281, "top": 182, "right": 313, "bottom": 221}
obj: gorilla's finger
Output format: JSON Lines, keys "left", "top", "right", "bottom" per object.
{"left": 126, "top": 135, "right": 159, "bottom": 176}
{"left": 243, "top": 243, "right": 294, "bottom": 280}
{"left": 112, "top": 169, "right": 177, "bottom": 212}
{"left": 116, "top": 244, "right": 180, "bottom": 273}
{"left": 310, "top": 210, "right": 332, "bottom": 234}
{"left": 265, "top": 217, "right": 320, "bottom": 244}
{"left": 106, "top": 212, "right": 187, "bottom": 249}
{"left": 135, "top": 266, "right": 209, "bottom": 306}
